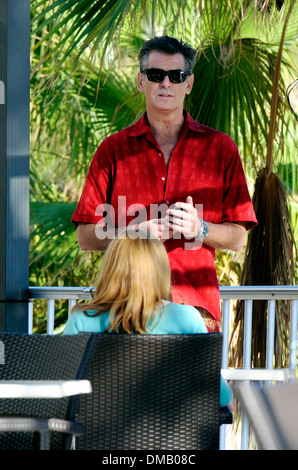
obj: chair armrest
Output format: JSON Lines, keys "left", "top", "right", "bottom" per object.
{"left": 219, "top": 407, "right": 233, "bottom": 425}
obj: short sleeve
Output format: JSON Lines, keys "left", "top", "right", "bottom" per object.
{"left": 222, "top": 140, "right": 257, "bottom": 230}
{"left": 71, "top": 140, "right": 114, "bottom": 226}
{"left": 63, "top": 311, "right": 80, "bottom": 335}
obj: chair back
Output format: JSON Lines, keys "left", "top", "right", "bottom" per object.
{"left": 76, "top": 332, "right": 231, "bottom": 450}
{"left": 0, "top": 333, "right": 94, "bottom": 450}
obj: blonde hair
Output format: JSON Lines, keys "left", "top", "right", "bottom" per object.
{"left": 73, "top": 230, "right": 172, "bottom": 334}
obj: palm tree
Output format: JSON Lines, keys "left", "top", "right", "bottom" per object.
{"left": 230, "top": 0, "right": 297, "bottom": 367}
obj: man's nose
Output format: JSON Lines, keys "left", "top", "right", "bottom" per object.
{"left": 160, "top": 74, "right": 172, "bottom": 86}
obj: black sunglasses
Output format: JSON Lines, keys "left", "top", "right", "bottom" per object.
{"left": 141, "top": 68, "right": 190, "bottom": 83}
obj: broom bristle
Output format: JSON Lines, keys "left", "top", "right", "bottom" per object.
{"left": 230, "top": 168, "right": 296, "bottom": 368}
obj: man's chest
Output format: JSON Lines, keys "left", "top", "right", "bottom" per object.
{"left": 108, "top": 140, "right": 224, "bottom": 223}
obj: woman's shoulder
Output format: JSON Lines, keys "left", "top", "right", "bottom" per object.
{"left": 63, "top": 307, "right": 110, "bottom": 334}
{"left": 163, "top": 301, "right": 199, "bottom": 315}
{"left": 160, "top": 301, "right": 208, "bottom": 333}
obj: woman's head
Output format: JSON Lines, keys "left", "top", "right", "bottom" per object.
{"left": 77, "top": 230, "right": 172, "bottom": 333}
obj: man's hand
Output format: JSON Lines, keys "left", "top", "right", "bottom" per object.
{"left": 138, "top": 218, "right": 174, "bottom": 241}
{"left": 166, "top": 196, "right": 201, "bottom": 240}
{"left": 166, "top": 195, "right": 247, "bottom": 251}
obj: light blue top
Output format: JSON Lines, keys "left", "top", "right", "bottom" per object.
{"left": 63, "top": 301, "right": 233, "bottom": 407}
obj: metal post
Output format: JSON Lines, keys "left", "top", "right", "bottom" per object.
{"left": 289, "top": 300, "right": 298, "bottom": 371}
{"left": 241, "top": 299, "right": 253, "bottom": 450}
{"left": 220, "top": 299, "right": 231, "bottom": 450}
{"left": 47, "top": 299, "right": 55, "bottom": 335}
{"left": 0, "top": 0, "right": 30, "bottom": 332}
{"left": 266, "top": 299, "right": 276, "bottom": 370}
{"left": 221, "top": 299, "right": 230, "bottom": 369}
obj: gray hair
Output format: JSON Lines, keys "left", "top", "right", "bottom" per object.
{"left": 138, "top": 35, "right": 196, "bottom": 74}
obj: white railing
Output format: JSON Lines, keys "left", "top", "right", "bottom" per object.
{"left": 219, "top": 286, "right": 298, "bottom": 450}
{"left": 28, "top": 285, "right": 298, "bottom": 450}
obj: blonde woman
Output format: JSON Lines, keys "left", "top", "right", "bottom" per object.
{"left": 64, "top": 230, "right": 233, "bottom": 409}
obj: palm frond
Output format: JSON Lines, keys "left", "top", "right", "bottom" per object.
{"left": 30, "top": 201, "right": 104, "bottom": 287}
{"left": 73, "top": 66, "right": 145, "bottom": 133}
{"left": 30, "top": 202, "right": 79, "bottom": 283}
{"left": 186, "top": 36, "right": 295, "bottom": 170}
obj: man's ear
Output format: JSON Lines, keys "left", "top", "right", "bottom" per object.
{"left": 137, "top": 72, "right": 145, "bottom": 92}
{"left": 185, "top": 74, "right": 194, "bottom": 95}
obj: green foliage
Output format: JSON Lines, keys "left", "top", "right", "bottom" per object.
{"left": 30, "top": 0, "right": 298, "bottom": 333}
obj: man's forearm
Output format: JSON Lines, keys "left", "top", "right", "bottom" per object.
{"left": 203, "top": 221, "right": 247, "bottom": 252}
{"left": 166, "top": 197, "right": 247, "bottom": 252}
{"left": 76, "top": 221, "right": 246, "bottom": 253}
{"left": 77, "top": 223, "right": 115, "bottom": 251}
{"left": 77, "top": 218, "right": 173, "bottom": 251}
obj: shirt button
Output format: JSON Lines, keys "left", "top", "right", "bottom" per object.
{"left": 158, "top": 152, "right": 163, "bottom": 157}
{"left": 161, "top": 177, "right": 166, "bottom": 181}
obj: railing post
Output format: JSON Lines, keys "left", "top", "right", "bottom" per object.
{"left": 28, "top": 301, "right": 34, "bottom": 335}
{"left": 266, "top": 299, "right": 276, "bottom": 371}
{"left": 221, "top": 299, "right": 230, "bottom": 369}
{"left": 290, "top": 300, "right": 298, "bottom": 372}
{"left": 220, "top": 299, "right": 230, "bottom": 450}
{"left": 47, "top": 299, "right": 55, "bottom": 335}
{"left": 243, "top": 299, "right": 253, "bottom": 369}
{"left": 68, "top": 299, "right": 76, "bottom": 317}
{"left": 241, "top": 299, "right": 253, "bottom": 450}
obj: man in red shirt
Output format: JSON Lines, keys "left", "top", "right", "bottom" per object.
{"left": 72, "top": 36, "right": 257, "bottom": 331}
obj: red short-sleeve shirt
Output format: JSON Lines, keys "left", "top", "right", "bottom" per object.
{"left": 72, "top": 111, "right": 257, "bottom": 322}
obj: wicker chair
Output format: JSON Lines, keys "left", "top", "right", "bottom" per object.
{"left": 75, "top": 332, "right": 232, "bottom": 450}
{"left": 0, "top": 333, "right": 94, "bottom": 450}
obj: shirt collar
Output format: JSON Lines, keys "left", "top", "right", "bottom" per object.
{"left": 128, "top": 110, "right": 205, "bottom": 138}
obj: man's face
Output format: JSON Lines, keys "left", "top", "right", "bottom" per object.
{"left": 137, "top": 51, "right": 194, "bottom": 114}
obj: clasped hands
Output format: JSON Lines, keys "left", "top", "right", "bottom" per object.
{"left": 137, "top": 196, "right": 202, "bottom": 241}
